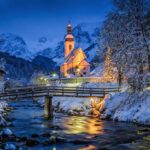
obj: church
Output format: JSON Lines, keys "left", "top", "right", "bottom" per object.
{"left": 60, "top": 22, "right": 90, "bottom": 78}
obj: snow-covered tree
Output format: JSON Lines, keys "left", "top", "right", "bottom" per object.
{"left": 100, "top": 0, "right": 150, "bottom": 91}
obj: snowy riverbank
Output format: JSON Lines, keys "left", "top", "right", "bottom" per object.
{"left": 99, "top": 91, "right": 150, "bottom": 125}
{"left": 37, "top": 89, "right": 150, "bottom": 125}
{"left": 37, "top": 96, "right": 101, "bottom": 116}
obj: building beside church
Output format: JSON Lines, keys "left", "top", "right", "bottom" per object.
{"left": 60, "top": 22, "right": 90, "bottom": 77}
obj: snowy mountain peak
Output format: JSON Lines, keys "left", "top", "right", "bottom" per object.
{"left": 0, "top": 33, "right": 32, "bottom": 60}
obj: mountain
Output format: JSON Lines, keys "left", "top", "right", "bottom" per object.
{"left": 29, "top": 22, "right": 101, "bottom": 65}
{"left": 0, "top": 52, "right": 57, "bottom": 81}
{"left": 32, "top": 55, "right": 58, "bottom": 72}
{"left": 0, "top": 33, "right": 32, "bottom": 60}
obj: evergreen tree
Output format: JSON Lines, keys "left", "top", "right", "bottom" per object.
{"left": 103, "top": 47, "right": 116, "bottom": 82}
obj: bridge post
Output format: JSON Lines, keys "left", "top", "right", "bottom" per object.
{"left": 44, "top": 96, "right": 53, "bottom": 119}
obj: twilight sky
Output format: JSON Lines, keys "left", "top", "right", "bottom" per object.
{"left": 0, "top": 0, "right": 113, "bottom": 41}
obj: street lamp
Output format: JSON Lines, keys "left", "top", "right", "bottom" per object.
{"left": 52, "top": 73, "right": 57, "bottom": 78}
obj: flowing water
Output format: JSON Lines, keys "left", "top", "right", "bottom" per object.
{"left": 7, "top": 99, "right": 150, "bottom": 150}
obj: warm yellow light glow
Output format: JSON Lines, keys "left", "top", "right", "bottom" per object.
{"left": 63, "top": 116, "right": 104, "bottom": 135}
{"left": 76, "top": 68, "right": 80, "bottom": 72}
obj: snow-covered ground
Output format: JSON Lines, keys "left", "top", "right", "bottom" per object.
{"left": 37, "top": 96, "right": 100, "bottom": 116}
{"left": 99, "top": 90, "right": 150, "bottom": 125}
{"left": 83, "top": 82, "right": 120, "bottom": 88}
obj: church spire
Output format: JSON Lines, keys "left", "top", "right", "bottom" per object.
{"left": 65, "top": 20, "right": 74, "bottom": 42}
{"left": 67, "top": 20, "right": 72, "bottom": 34}
{"left": 64, "top": 21, "right": 75, "bottom": 58}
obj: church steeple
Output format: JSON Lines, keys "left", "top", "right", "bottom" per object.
{"left": 67, "top": 21, "right": 72, "bottom": 34}
{"left": 64, "top": 21, "right": 75, "bottom": 58}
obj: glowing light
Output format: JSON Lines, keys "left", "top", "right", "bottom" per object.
{"left": 52, "top": 73, "right": 57, "bottom": 78}
{"left": 40, "top": 77, "right": 43, "bottom": 80}
{"left": 78, "top": 145, "right": 96, "bottom": 150}
{"left": 76, "top": 68, "right": 80, "bottom": 72}
{"left": 44, "top": 78, "right": 48, "bottom": 81}
{"left": 147, "top": 86, "right": 150, "bottom": 90}
{"left": 63, "top": 116, "right": 104, "bottom": 135}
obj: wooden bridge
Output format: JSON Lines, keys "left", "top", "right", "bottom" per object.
{"left": 0, "top": 85, "right": 120, "bottom": 118}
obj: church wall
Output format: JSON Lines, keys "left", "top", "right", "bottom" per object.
{"left": 77, "top": 63, "right": 90, "bottom": 76}
{"left": 64, "top": 40, "right": 74, "bottom": 58}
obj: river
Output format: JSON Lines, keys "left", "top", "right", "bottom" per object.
{"left": 5, "top": 99, "right": 150, "bottom": 150}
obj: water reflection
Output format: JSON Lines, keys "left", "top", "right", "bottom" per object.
{"left": 8, "top": 99, "right": 150, "bottom": 150}
{"left": 78, "top": 145, "right": 96, "bottom": 150}
{"left": 63, "top": 116, "right": 104, "bottom": 135}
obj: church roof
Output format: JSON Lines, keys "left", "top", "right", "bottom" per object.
{"left": 79, "top": 60, "right": 90, "bottom": 66}
{"left": 64, "top": 48, "right": 85, "bottom": 63}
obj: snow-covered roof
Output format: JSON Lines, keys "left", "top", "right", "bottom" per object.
{"left": 65, "top": 48, "right": 83, "bottom": 63}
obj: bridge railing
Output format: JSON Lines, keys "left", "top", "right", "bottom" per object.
{"left": 3, "top": 85, "right": 120, "bottom": 94}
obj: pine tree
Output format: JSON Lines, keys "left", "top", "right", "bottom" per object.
{"left": 103, "top": 47, "right": 116, "bottom": 82}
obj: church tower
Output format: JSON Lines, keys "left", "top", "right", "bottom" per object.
{"left": 64, "top": 21, "right": 75, "bottom": 58}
